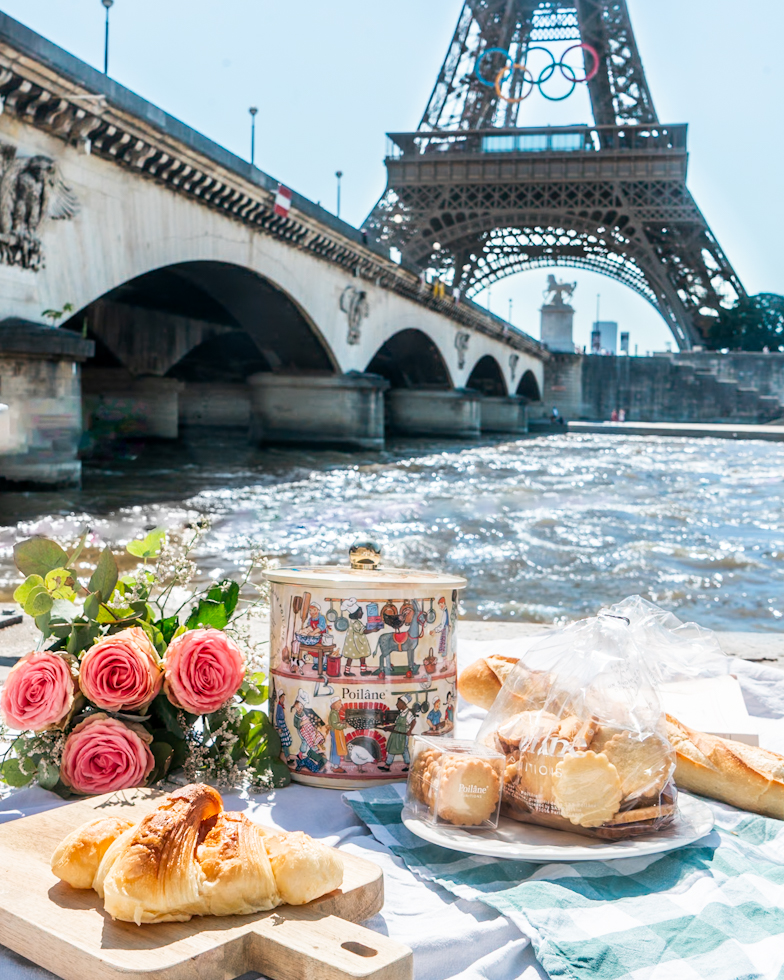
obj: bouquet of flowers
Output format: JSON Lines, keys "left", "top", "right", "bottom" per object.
{"left": 0, "top": 525, "right": 289, "bottom": 796}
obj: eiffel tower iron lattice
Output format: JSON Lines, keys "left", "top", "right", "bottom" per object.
{"left": 366, "top": 0, "right": 745, "bottom": 349}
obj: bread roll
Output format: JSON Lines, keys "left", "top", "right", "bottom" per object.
{"left": 666, "top": 715, "right": 784, "bottom": 820}
{"left": 458, "top": 655, "right": 519, "bottom": 710}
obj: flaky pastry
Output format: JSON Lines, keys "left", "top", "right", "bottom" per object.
{"left": 51, "top": 783, "right": 343, "bottom": 924}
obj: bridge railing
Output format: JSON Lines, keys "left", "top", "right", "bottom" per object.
{"left": 387, "top": 124, "right": 688, "bottom": 159}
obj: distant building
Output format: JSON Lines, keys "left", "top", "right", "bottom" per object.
{"left": 620, "top": 331, "right": 630, "bottom": 354}
{"left": 591, "top": 320, "right": 618, "bottom": 354}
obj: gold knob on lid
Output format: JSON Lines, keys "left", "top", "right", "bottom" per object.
{"left": 349, "top": 539, "right": 381, "bottom": 570}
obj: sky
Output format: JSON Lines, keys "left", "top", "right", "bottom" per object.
{"left": 3, "top": 0, "right": 782, "bottom": 351}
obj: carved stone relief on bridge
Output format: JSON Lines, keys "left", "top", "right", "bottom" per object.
{"left": 454, "top": 331, "right": 470, "bottom": 369}
{"left": 340, "top": 285, "right": 369, "bottom": 344}
{"left": 0, "top": 140, "right": 78, "bottom": 272}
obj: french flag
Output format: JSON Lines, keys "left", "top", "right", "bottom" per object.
{"left": 274, "top": 184, "right": 292, "bottom": 217}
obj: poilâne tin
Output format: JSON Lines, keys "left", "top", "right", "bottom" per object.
{"left": 264, "top": 545, "right": 466, "bottom": 789}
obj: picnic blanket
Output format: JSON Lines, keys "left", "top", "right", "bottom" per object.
{"left": 345, "top": 784, "right": 784, "bottom": 980}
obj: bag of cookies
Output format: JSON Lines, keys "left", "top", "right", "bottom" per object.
{"left": 477, "top": 614, "right": 678, "bottom": 839}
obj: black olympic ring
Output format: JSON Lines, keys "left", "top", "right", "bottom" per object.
{"left": 476, "top": 43, "right": 599, "bottom": 103}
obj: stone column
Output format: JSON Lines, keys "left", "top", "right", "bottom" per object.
{"left": 387, "top": 388, "right": 482, "bottom": 438}
{"left": 540, "top": 302, "right": 576, "bottom": 352}
{"left": 480, "top": 396, "right": 528, "bottom": 434}
{"left": 0, "top": 321, "right": 93, "bottom": 487}
{"left": 82, "top": 369, "right": 184, "bottom": 439}
{"left": 247, "top": 372, "right": 389, "bottom": 449}
{"left": 179, "top": 383, "right": 251, "bottom": 429}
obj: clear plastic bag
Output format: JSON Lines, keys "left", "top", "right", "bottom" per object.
{"left": 477, "top": 613, "right": 678, "bottom": 839}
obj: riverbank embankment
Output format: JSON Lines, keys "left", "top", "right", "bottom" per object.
{"left": 564, "top": 421, "right": 784, "bottom": 441}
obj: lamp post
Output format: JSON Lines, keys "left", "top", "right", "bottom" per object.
{"left": 335, "top": 170, "right": 343, "bottom": 219}
{"left": 101, "top": 0, "right": 113, "bottom": 75}
{"left": 248, "top": 107, "right": 258, "bottom": 167}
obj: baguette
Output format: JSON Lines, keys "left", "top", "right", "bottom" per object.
{"left": 458, "top": 655, "right": 784, "bottom": 820}
{"left": 665, "top": 714, "right": 784, "bottom": 820}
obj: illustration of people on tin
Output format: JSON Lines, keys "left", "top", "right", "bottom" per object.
{"left": 377, "top": 694, "right": 416, "bottom": 772}
{"left": 425, "top": 697, "right": 444, "bottom": 732}
{"left": 327, "top": 696, "right": 353, "bottom": 773}
{"left": 374, "top": 602, "right": 421, "bottom": 678}
{"left": 340, "top": 598, "right": 372, "bottom": 676}
{"left": 444, "top": 690, "right": 455, "bottom": 732}
{"left": 273, "top": 691, "right": 294, "bottom": 764}
{"left": 291, "top": 689, "right": 327, "bottom": 773}
{"left": 430, "top": 596, "right": 451, "bottom": 665}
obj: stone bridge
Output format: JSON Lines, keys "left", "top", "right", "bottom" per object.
{"left": 0, "top": 14, "right": 546, "bottom": 485}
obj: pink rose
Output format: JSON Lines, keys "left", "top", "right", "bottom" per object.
{"left": 163, "top": 628, "right": 245, "bottom": 715}
{"left": 0, "top": 651, "right": 77, "bottom": 731}
{"left": 79, "top": 627, "right": 163, "bottom": 712}
{"left": 60, "top": 714, "right": 154, "bottom": 795}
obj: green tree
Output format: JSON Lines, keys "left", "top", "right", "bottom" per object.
{"left": 708, "top": 293, "right": 784, "bottom": 351}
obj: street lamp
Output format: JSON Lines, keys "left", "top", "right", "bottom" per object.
{"left": 248, "top": 107, "right": 258, "bottom": 167}
{"left": 335, "top": 170, "right": 343, "bottom": 219}
{"left": 101, "top": 0, "right": 113, "bottom": 75}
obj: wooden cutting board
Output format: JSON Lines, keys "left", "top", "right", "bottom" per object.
{"left": 0, "top": 787, "right": 413, "bottom": 980}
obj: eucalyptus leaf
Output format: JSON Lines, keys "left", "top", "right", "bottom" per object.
{"left": 83, "top": 592, "right": 101, "bottom": 621}
{"left": 37, "top": 759, "right": 60, "bottom": 791}
{"left": 13, "top": 537, "right": 69, "bottom": 578}
{"left": 126, "top": 528, "right": 165, "bottom": 559}
{"left": 24, "top": 586, "right": 53, "bottom": 617}
{"left": 50, "top": 598, "right": 78, "bottom": 622}
{"left": 13, "top": 574, "right": 43, "bottom": 607}
{"left": 1, "top": 758, "right": 34, "bottom": 788}
{"left": 89, "top": 547, "right": 118, "bottom": 603}
{"left": 66, "top": 528, "right": 90, "bottom": 569}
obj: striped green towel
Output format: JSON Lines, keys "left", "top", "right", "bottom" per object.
{"left": 344, "top": 784, "right": 784, "bottom": 980}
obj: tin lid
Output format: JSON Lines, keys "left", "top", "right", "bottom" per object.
{"left": 263, "top": 540, "right": 466, "bottom": 591}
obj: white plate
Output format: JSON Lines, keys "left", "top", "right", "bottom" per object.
{"left": 402, "top": 793, "right": 715, "bottom": 863}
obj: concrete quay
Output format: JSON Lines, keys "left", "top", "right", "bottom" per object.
{"left": 565, "top": 421, "right": 784, "bottom": 441}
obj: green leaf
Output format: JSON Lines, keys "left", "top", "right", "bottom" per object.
{"left": 50, "top": 598, "right": 78, "bottom": 622}
{"left": 88, "top": 547, "right": 118, "bottom": 603}
{"left": 66, "top": 529, "right": 90, "bottom": 569}
{"left": 24, "top": 586, "right": 53, "bottom": 617}
{"left": 34, "top": 611, "right": 52, "bottom": 637}
{"left": 13, "top": 537, "right": 69, "bottom": 578}
{"left": 37, "top": 759, "right": 60, "bottom": 791}
{"left": 156, "top": 615, "right": 180, "bottom": 646}
{"left": 240, "top": 671, "right": 269, "bottom": 706}
{"left": 126, "top": 528, "right": 165, "bottom": 559}
{"left": 13, "top": 574, "right": 44, "bottom": 607}
{"left": 149, "top": 742, "right": 174, "bottom": 783}
{"left": 152, "top": 695, "right": 196, "bottom": 737}
{"left": 1, "top": 758, "right": 35, "bottom": 788}
{"left": 185, "top": 599, "right": 228, "bottom": 631}
{"left": 207, "top": 580, "right": 240, "bottom": 619}
{"left": 83, "top": 592, "right": 101, "bottom": 621}
{"left": 138, "top": 620, "right": 167, "bottom": 655}
{"left": 67, "top": 622, "right": 101, "bottom": 656}
{"left": 152, "top": 730, "right": 189, "bottom": 770}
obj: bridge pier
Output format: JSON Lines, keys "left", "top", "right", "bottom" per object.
{"left": 0, "top": 321, "right": 93, "bottom": 487}
{"left": 179, "top": 383, "right": 251, "bottom": 429}
{"left": 480, "top": 396, "right": 528, "bottom": 435}
{"left": 82, "top": 370, "right": 184, "bottom": 439}
{"left": 387, "top": 388, "right": 482, "bottom": 438}
{"left": 248, "top": 372, "right": 389, "bottom": 449}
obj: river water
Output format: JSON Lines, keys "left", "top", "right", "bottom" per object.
{"left": 1, "top": 432, "right": 783, "bottom": 631}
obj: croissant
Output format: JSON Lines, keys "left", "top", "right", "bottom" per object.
{"left": 51, "top": 784, "right": 343, "bottom": 924}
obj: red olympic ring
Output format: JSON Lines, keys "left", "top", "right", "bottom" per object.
{"left": 560, "top": 43, "right": 600, "bottom": 83}
{"left": 494, "top": 63, "right": 535, "bottom": 104}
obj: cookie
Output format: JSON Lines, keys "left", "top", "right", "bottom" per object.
{"left": 496, "top": 710, "right": 561, "bottom": 753}
{"left": 553, "top": 751, "right": 623, "bottom": 827}
{"left": 435, "top": 757, "right": 501, "bottom": 826}
{"left": 558, "top": 715, "right": 598, "bottom": 749}
{"left": 602, "top": 732, "right": 673, "bottom": 800}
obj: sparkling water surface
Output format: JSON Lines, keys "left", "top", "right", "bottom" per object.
{"left": 1, "top": 432, "right": 783, "bottom": 631}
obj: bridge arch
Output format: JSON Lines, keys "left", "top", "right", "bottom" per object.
{"left": 365, "top": 328, "right": 452, "bottom": 388}
{"left": 517, "top": 370, "right": 541, "bottom": 402}
{"left": 466, "top": 355, "right": 507, "bottom": 396}
{"left": 65, "top": 260, "right": 338, "bottom": 379}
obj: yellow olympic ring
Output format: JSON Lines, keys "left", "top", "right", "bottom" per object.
{"left": 494, "top": 63, "right": 535, "bottom": 104}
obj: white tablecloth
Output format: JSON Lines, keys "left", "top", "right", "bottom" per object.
{"left": 2, "top": 636, "right": 783, "bottom": 980}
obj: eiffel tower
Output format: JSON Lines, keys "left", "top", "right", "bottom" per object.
{"left": 367, "top": 0, "right": 744, "bottom": 349}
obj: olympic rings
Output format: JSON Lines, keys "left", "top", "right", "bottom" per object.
{"left": 476, "top": 42, "right": 600, "bottom": 103}
{"left": 560, "top": 43, "right": 600, "bottom": 83}
{"left": 476, "top": 47, "right": 513, "bottom": 88}
{"left": 494, "top": 64, "right": 535, "bottom": 104}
